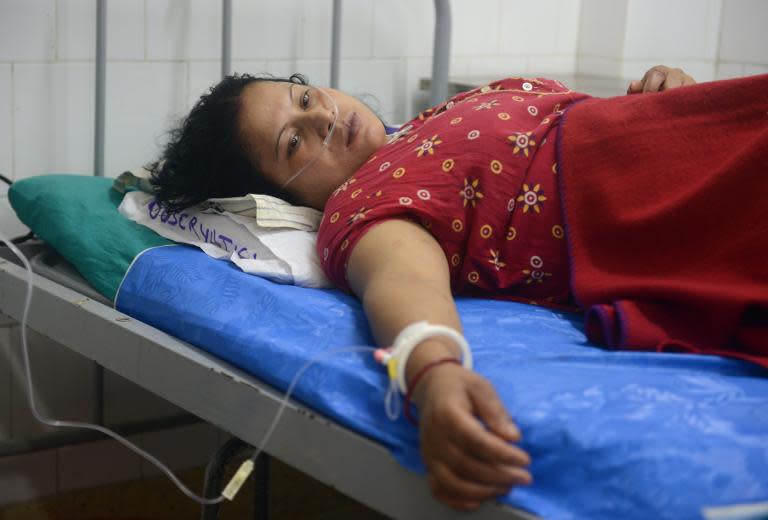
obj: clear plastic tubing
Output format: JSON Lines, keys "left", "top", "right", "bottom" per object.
{"left": 280, "top": 86, "right": 340, "bottom": 189}
{"left": 0, "top": 228, "right": 374, "bottom": 505}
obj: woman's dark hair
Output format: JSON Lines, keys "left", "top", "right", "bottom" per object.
{"left": 150, "top": 72, "right": 308, "bottom": 213}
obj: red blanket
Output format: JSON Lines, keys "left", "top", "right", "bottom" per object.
{"left": 558, "top": 74, "right": 768, "bottom": 367}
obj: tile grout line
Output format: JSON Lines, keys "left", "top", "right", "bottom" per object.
{"left": 714, "top": 0, "right": 726, "bottom": 76}
{"left": 10, "top": 62, "right": 15, "bottom": 180}
{"left": 52, "top": 0, "right": 59, "bottom": 62}
{"left": 143, "top": 0, "right": 148, "bottom": 62}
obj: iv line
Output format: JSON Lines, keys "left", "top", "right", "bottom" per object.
{"left": 0, "top": 230, "right": 375, "bottom": 505}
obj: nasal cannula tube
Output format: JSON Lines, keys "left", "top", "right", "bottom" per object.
{"left": 280, "top": 87, "right": 339, "bottom": 189}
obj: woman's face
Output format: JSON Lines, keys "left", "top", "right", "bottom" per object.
{"left": 239, "top": 81, "right": 388, "bottom": 209}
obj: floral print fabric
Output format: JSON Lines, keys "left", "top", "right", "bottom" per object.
{"left": 317, "top": 77, "right": 590, "bottom": 306}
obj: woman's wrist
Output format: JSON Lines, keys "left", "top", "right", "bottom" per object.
{"left": 410, "top": 358, "right": 465, "bottom": 409}
{"left": 380, "top": 321, "right": 472, "bottom": 403}
{"left": 405, "top": 337, "right": 462, "bottom": 391}
{"left": 405, "top": 357, "right": 462, "bottom": 422}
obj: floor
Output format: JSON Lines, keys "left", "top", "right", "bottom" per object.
{"left": 0, "top": 457, "right": 389, "bottom": 520}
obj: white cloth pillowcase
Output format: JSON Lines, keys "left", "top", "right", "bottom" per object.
{"left": 119, "top": 191, "right": 332, "bottom": 288}
{"left": 113, "top": 167, "right": 323, "bottom": 229}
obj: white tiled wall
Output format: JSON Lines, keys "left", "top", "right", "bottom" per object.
{"left": 0, "top": 0, "right": 762, "bottom": 184}
{"left": 57, "top": 0, "right": 145, "bottom": 61}
{"left": 620, "top": 0, "right": 722, "bottom": 81}
{"left": 340, "top": 58, "right": 405, "bottom": 126}
{"left": 13, "top": 62, "right": 95, "bottom": 180}
{"left": 0, "top": 0, "right": 766, "bottom": 504}
{"left": 452, "top": 0, "right": 500, "bottom": 57}
{"left": 500, "top": 0, "right": 570, "bottom": 58}
{"left": 0, "top": 0, "right": 55, "bottom": 62}
{"left": 0, "top": 198, "right": 29, "bottom": 238}
{"left": 104, "top": 61, "right": 189, "bottom": 174}
{"left": 577, "top": 0, "right": 767, "bottom": 80}
{"left": 577, "top": 0, "right": 629, "bottom": 61}
{"left": 301, "top": 0, "right": 375, "bottom": 59}
{"left": 623, "top": 0, "right": 721, "bottom": 62}
{"left": 744, "top": 64, "right": 768, "bottom": 75}
{"left": 0, "top": 65, "right": 11, "bottom": 179}
{"left": 555, "top": 0, "right": 582, "bottom": 56}
{"left": 719, "top": 0, "right": 768, "bottom": 67}
{"left": 231, "top": 0, "right": 305, "bottom": 61}
{"left": 146, "top": 0, "right": 222, "bottom": 61}
{"left": 403, "top": 57, "right": 433, "bottom": 120}
{"left": 372, "top": 0, "right": 435, "bottom": 59}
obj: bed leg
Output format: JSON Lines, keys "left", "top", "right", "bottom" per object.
{"left": 254, "top": 452, "right": 270, "bottom": 520}
{"left": 201, "top": 436, "right": 270, "bottom": 520}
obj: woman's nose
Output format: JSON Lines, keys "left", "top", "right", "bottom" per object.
{"left": 301, "top": 106, "right": 335, "bottom": 141}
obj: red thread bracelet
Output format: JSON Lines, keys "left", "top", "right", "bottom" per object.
{"left": 404, "top": 357, "right": 462, "bottom": 425}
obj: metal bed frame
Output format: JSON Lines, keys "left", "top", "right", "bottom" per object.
{"left": 2, "top": 1, "right": 534, "bottom": 518}
{"left": 0, "top": 244, "right": 533, "bottom": 519}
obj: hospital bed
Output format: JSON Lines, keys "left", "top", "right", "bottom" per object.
{"left": 2, "top": 2, "right": 767, "bottom": 520}
{"left": 5, "top": 175, "right": 768, "bottom": 520}
{"left": 0, "top": 242, "right": 530, "bottom": 520}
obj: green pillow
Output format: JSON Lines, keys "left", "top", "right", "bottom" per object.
{"left": 9, "top": 174, "right": 173, "bottom": 302}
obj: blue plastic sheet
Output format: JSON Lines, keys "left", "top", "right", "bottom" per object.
{"left": 116, "top": 245, "right": 768, "bottom": 520}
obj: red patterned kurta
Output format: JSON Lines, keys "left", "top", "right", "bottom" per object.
{"left": 317, "top": 77, "right": 590, "bottom": 306}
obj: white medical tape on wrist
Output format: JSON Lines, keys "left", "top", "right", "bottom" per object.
{"left": 378, "top": 321, "right": 473, "bottom": 395}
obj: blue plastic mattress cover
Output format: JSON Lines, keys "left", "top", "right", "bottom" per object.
{"left": 115, "top": 245, "right": 768, "bottom": 520}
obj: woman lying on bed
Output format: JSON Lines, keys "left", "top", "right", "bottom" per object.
{"left": 150, "top": 66, "right": 768, "bottom": 511}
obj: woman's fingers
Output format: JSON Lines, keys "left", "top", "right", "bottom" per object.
{"left": 680, "top": 70, "right": 696, "bottom": 87}
{"left": 664, "top": 68, "right": 695, "bottom": 89}
{"left": 422, "top": 412, "right": 531, "bottom": 501}
{"left": 643, "top": 66, "right": 668, "bottom": 93}
{"left": 445, "top": 407, "right": 531, "bottom": 466}
{"left": 418, "top": 369, "right": 533, "bottom": 510}
{"left": 629, "top": 65, "right": 697, "bottom": 94}
{"left": 444, "top": 443, "right": 532, "bottom": 486}
{"left": 468, "top": 375, "right": 522, "bottom": 441}
{"left": 429, "top": 463, "right": 513, "bottom": 504}
{"left": 664, "top": 69, "right": 685, "bottom": 89}
{"left": 626, "top": 79, "right": 643, "bottom": 94}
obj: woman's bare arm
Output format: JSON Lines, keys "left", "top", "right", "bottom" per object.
{"left": 347, "top": 218, "right": 462, "bottom": 362}
{"left": 347, "top": 218, "right": 532, "bottom": 510}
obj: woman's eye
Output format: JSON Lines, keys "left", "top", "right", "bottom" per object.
{"left": 301, "top": 91, "right": 310, "bottom": 108}
{"left": 288, "top": 134, "right": 300, "bottom": 155}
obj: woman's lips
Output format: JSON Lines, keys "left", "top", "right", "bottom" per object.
{"left": 346, "top": 112, "right": 360, "bottom": 147}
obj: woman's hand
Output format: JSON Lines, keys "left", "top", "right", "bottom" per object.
{"left": 627, "top": 65, "right": 696, "bottom": 94}
{"left": 413, "top": 364, "right": 532, "bottom": 511}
